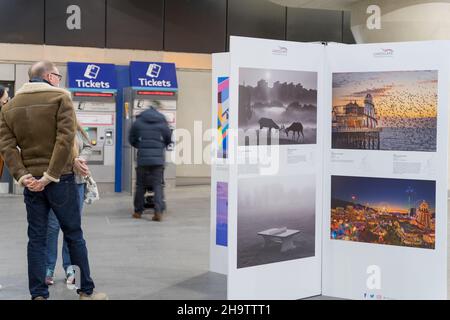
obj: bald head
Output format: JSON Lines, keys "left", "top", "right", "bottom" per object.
{"left": 28, "top": 61, "right": 57, "bottom": 80}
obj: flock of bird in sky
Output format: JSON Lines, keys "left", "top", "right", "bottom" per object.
{"left": 332, "top": 70, "right": 438, "bottom": 121}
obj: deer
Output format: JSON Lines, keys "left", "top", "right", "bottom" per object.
{"left": 281, "top": 122, "right": 304, "bottom": 142}
{"left": 258, "top": 117, "right": 280, "bottom": 133}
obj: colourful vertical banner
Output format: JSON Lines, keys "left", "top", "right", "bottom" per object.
{"left": 217, "top": 77, "right": 229, "bottom": 158}
{"left": 216, "top": 182, "right": 228, "bottom": 247}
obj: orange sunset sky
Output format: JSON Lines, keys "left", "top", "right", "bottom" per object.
{"left": 332, "top": 70, "right": 438, "bottom": 119}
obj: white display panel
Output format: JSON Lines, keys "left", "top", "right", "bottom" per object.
{"left": 210, "top": 53, "right": 230, "bottom": 275}
{"left": 213, "top": 37, "right": 450, "bottom": 300}
{"left": 227, "top": 36, "right": 324, "bottom": 299}
{"left": 322, "top": 41, "right": 450, "bottom": 300}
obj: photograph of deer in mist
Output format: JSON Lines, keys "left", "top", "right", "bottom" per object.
{"left": 238, "top": 67, "right": 318, "bottom": 146}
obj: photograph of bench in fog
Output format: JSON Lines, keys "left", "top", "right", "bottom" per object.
{"left": 238, "top": 67, "right": 318, "bottom": 146}
{"left": 237, "top": 174, "right": 316, "bottom": 269}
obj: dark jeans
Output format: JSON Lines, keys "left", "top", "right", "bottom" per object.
{"left": 46, "top": 183, "right": 85, "bottom": 275}
{"left": 24, "top": 174, "right": 94, "bottom": 299}
{"left": 134, "top": 165, "right": 164, "bottom": 214}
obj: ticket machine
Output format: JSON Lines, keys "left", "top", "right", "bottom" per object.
{"left": 67, "top": 62, "right": 118, "bottom": 192}
{"left": 122, "top": 61, "right": 178, "bottom": 194}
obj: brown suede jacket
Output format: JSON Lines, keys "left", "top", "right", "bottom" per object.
{"left": 0, "top": 82, "right": 76, "bottom": 184}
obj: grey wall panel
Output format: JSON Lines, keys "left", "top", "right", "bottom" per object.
{"left": 164, "top": 0, "right": 226, "bottom": 53}
{"left": 0, "top": 0, "right": 44, "bottom": 44}
{"left": 15, "top": 64, "right": 32, "bottom": 94}
{"left": 45, "top": 0, "right": 106, "bottom": 47}
{"left": 227, "top": 0, "right": 286, "bottom": 48}
{"left": 106, "top": 0, "right": 164, "bottom": 50}
{"left": 58, "top": 65, "right": 68, "bottom": 89}
{"left": 15, "top": 64, "right": 67, "bottom": 92}
{"left": 176, "top": 69, "right": 212, "bottom": 178}
{"left": 0, "top": 64, "right": 15, "bottom": 81}
{"left": 287, "top": 8, "right": 343, "bottom": 43}
{"left": 0, "top": 0, "right": 353, "bottom": 51}
{"left": 343, "top": 10, "right": 356, "bottom": 44}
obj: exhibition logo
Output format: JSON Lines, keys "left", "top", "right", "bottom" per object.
{"left": 272, "top": 46, "right": 288, "bottom": 56}
{"left": 374, "top": 48, "right": 394, "bottom": 58}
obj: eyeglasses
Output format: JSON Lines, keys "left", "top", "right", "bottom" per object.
{"left": 50, "top": 73, "right": 63, "bottom": 81}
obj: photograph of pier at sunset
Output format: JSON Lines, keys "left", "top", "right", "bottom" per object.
{"left": 331, "top": 176, "right": 436, "bottom": 249}
{"left": 332, "top": 70, "right": 438, "bottom": 152}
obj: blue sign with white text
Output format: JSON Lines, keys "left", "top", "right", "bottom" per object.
{"left": 67, "top": 62, "right": 117, "bottom": 92}
{"left": 130, "top": 61, "right": 178, "bottom": 91}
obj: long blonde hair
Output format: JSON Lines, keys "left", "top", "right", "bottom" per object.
{"left": 72, "top": 121, "right": 89, "bottom": 158}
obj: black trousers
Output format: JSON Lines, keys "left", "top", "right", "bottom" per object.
{"left": 134, "top": 165, "right": 165, "bottom": 214}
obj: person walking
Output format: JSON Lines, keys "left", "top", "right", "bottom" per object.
{"left": 129, "top": 106, "right": 172, "bottom": 221}
{"left": 45, "top": 123, "right": 92, "bottom": 286}
{"left": 0, "top": 60, "right": 107, "bottom": 300}
{"left": 0, "top": 85, "right": 9, "bottom": 179}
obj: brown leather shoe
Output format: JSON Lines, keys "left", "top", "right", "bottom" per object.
{"left": 152, "top": 212, "right": 162, "bottom": 222}
{"left": 132, "top": 212, "right": 142, "bottom": 219}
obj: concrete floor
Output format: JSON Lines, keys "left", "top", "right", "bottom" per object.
{"left": 0, "top": 185, "right": 229, "bottom": 300}
{"left": 3, "top": 185, "right": 418, "bottom": 300}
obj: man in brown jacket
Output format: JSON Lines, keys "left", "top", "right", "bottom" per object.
{"left": 0, "top": 61, "right": 107, "bottom": 300}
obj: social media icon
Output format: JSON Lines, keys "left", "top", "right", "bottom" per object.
{"left": 84, "top": 64, "right": 100, "bottom": 79}
{"left": 146, "top": 64, "right": 161, "bottom": 78}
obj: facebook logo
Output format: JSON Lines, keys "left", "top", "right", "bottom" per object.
{"left": 146, "top": 64, "right": 161, "bottom": 78}
{"left": 84, "top": 64, "right": 100, "bottom": 79}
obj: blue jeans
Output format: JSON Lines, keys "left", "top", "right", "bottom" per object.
{"left": 46, "top": 183, "right": 85, "bottom": 275}
{"left": 24, "top": 174, "right": 94, "bottom": 299}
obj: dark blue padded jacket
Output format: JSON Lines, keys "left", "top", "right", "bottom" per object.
{"left": 129, "top": 107, "right": 172, "bottom": 166}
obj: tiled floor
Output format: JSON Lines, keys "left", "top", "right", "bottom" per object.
{"left": 0, "top": 186, "right": 229, "bottom": 300}
{"left": 2, "top": 185, "right": 438, "bottom": 300}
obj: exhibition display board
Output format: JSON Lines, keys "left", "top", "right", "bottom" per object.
{"left": 322, "top": 42, "right": 450, "bottom": 300}
{"left": 211, "top": 36, "right": 450, "bottom": 300}
{"left": 214, "top": 37, "right": 325, "bottom": 299}
{"left": 210, "top": 53, "right": 230, "bottom": 275}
